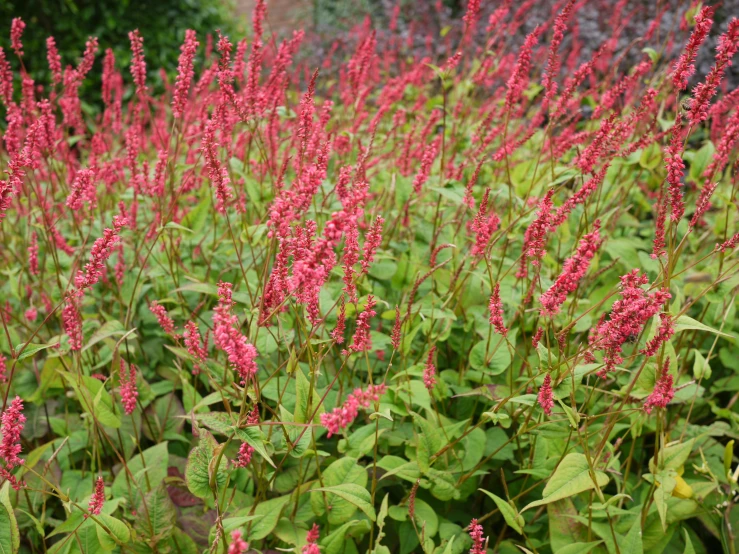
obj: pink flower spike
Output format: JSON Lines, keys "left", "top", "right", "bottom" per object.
{"left": 62, "top": 297, "right": 83, "bottom": 351}
{"left": 149, "top": 301, "right": 177, "bottom": 337}
{"left": 488, "top": 283, "right": 508, "bottom": 337}
{"left": 540, "top": 221, "right": 602, "bottom": 317}
{"left": 644, "top": 360, "right": 675, "bottom": 414}
{"left": 532, "top": 327, "right": 544, "bottom": 348}
{"left": 228, "top": 530, "right": 249, "bottom": 554}
{"left": 184, "top": 321, "right": 207, "bottom": 374}
{"left": 128, "top": 30, "right": 148, "bottom": 99}
{"left": 538, "top": 373, "right": 554, "bottom": 416}
{"left": 10, "top": 18, "right": 25, "bottom": 57}
{"left": 423, "top": 346, "right": 437, "bottom": 390}
{"left": 640, "top": 313, "right": 674, "bottom": 357}
{"left": 28, "top": 232, "right": 39, "bottom": 276}
{"left": 303, "top": 524, "right": 320, "bottom": 553}
{"left": 320, "top": 383, "right": 387, "bottom": 437}
{"left": 234, "top": 442, "right": 254, "bottom": 468}
{"left": 349, "top": 296, "right": 376, "bottom": 353}
{"left": 119, "top": 360, "right": 138, "bottom": 415}
{"left": 468, "top": 518, "right": 487, "bottom": 554}
{"left": 361, "top": 216, "right": 384, "bottom": 274}
{"left": 172, "top": 29, "right": 199, "bottom": 119}
{"left": 86, "top": 476, "right": 105, "bottom": 517}
{"left": 672, "top": 6, "right": 714, "bottom": 90}
{"left": 0, "top": 396, "right": 25, "bottom": 469}
{"left": 718, "top": 232, "right": 739, "bottom": 252}
{"left": 391, "top": 306, "right": 402, "bottom": 351}
{"left": 687, "top": 19, "right": 739, "bottom": 125}
{"left": 590, "top": 270, "right": 671, "bottom": 377}
{"left": 213, "top": 282, "right": 259, "bottom": 384}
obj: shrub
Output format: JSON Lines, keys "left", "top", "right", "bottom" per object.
{"left": 0, "top": 1, "right": 738, "bottom": 553}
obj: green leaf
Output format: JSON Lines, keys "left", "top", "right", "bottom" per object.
{"left": 246, "top": 495, "right": 291, "bottom": 541}
{"left": 161, "top": 221, "right": 193, "bottom": 233}
{"left": 412, "top": 498, "right": 439, "bottom": 538}
{"left": 673, "top": 315, "right": 733, "bottom": 338}
{"left": 682, "top": 528, "right": 696, "bottom": 554}
{"left": 689, "top": 141, "right": 715, "bottom": 183}
{"left": 469, "top": 340, "right": 511, "bottom": 375}
{"left": 692, "top": 350, "right": 712, "bottom": 380}
{"left": 321, "top": 520, "right": 371, "bottom": 554}
{"left": 373, "top": 494, "right": 390, "bottom": 552}
{"left": 479, "top": 489, "right": 524, "bottom": 534}
{"left": 557, "top": 542, "right": 604, "bottom": 554}
{"left": 185, "top": 432, "right": 226, "bottom": 498}
{"left": 548, "top": 499, "right": 589, "bottom": 551}
{"left": 522, "top": 453, "right": 609, "bottom": 511}
{"left": 95, "top": 514, "right": 131, "bottom": 551}
{"left": 413, "top": 412, "right": 443, "bottom": 473}
{"left": 82, "top": 320, "right": 126, "bottom": 352}
{"left": 294, "top": 368, "right": 324, "bottom": 424}
{"left": 0, "top": 482, "right": 19, "bottom": 554}
{"left": 311, "top": 457, "right": 368, "bottom": 524}
{"left": 62, "top": 373, "right": 121, "bottom": 429}
{"left": 651, "top": 440, "right": 694, "bottom": 472}
{"left": 135, "top": 484, "right": 175, "bottom": 542}
{"left": 112, "top": 442, "right": 169, "bottom": 508}
{"left": 313, "top": 484, "right": 376, "bottom": 521}
{"left": 654, "top": 473, "right": 677, "bottom": 530}
{"left": 14, "top": 342, "right": 57, "bottom": 361}
{"left": 618, "top": 518, "right": 643, "bottom": 554}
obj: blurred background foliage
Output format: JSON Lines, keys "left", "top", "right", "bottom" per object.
{"left": 0, "top": 0, "right": 238, "bottom": 94}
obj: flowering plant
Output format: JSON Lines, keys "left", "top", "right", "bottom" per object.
{"left": 0, "top": 1, "right": 738, "bottom": 553}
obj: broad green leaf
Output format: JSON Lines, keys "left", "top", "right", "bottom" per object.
{"left": 469, "top": 340, "right": 511, "bottom": 375}
{"left": 95, "top": 514, "right": 131, "bottom": 551}
{"left": 479, "top": 489, "right": 524, "bottom": 534}
{"left": 654, "top": 474, "right": 677, "bottom": 530}
{"left": 0, "top": 482, "right": 18, "bottom": 554}
{"left": 61, "top": 373, "right": 121, "bottom": 429}
{"left": 522, "top": 453, "right": 609, "bottom": 511}
{"left": 135, "top": 484, "right": 176, "bottom": 542}
{"left": 321, "top": 520, "right": 371, "bottom": 554}
{"left": 294, "top": 367, "right": 324, "bottom": 424}
{"left": 412, "top": 498, "right": 439, "bottom": 538}
{"left": 82, "top": 320, "right": 126, "bottom": 351}
{"left": 185, "top": 432, "right": 227, "bottom": 498}
{"left": 246, "top": 494, "right": 291, "bottom": 541}
{"left": 413, "top": 412, "right": 443, "bottom": 473}
{"left": 112, "top": 442, "right": 169, "bottom": 508}
{"left": 311, "top": 457, "right": 368, "bottom": 524}
{"left": 673, "top": 315, "right": 733, "bottom": 338}
{"left": 618, "top": 518, "right": 643, "bottom": 554}
{"left": 682, "top": 528, "right": 695, "bottom": 554}
{"left": 692, "top": 350, "right": 711, "bottom": 380}
{"left": 651, "top": 440, "right": 694, "bottom": 472}
{"left": 557, "top": 542, "right": 604, "bottom": 554}
{"left": 313, "top": 484, "right": 376, "bottom": 521}
{"left": 15, "top": 342, "right": 56, "bottom": 361}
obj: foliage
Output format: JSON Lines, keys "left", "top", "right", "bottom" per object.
{"left": 0, "top": 0, "right": 234, "bottom": 100}
{"left": 0, "top": 1, "right": 739, "bottom": 553}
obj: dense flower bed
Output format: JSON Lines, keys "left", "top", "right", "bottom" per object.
{"left": 1, "top": 1, "right": 739, "bottom": 553}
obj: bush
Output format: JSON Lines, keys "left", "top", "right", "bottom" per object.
{"left": 0, "top": 0, "right": 234, "bottom": 99}
{"left": 1, "top": 1, "right": 738, "bottom": 553}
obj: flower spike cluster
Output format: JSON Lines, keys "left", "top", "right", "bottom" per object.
{"left": 320, "top": 383, "right": 387, "bottom": 437}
